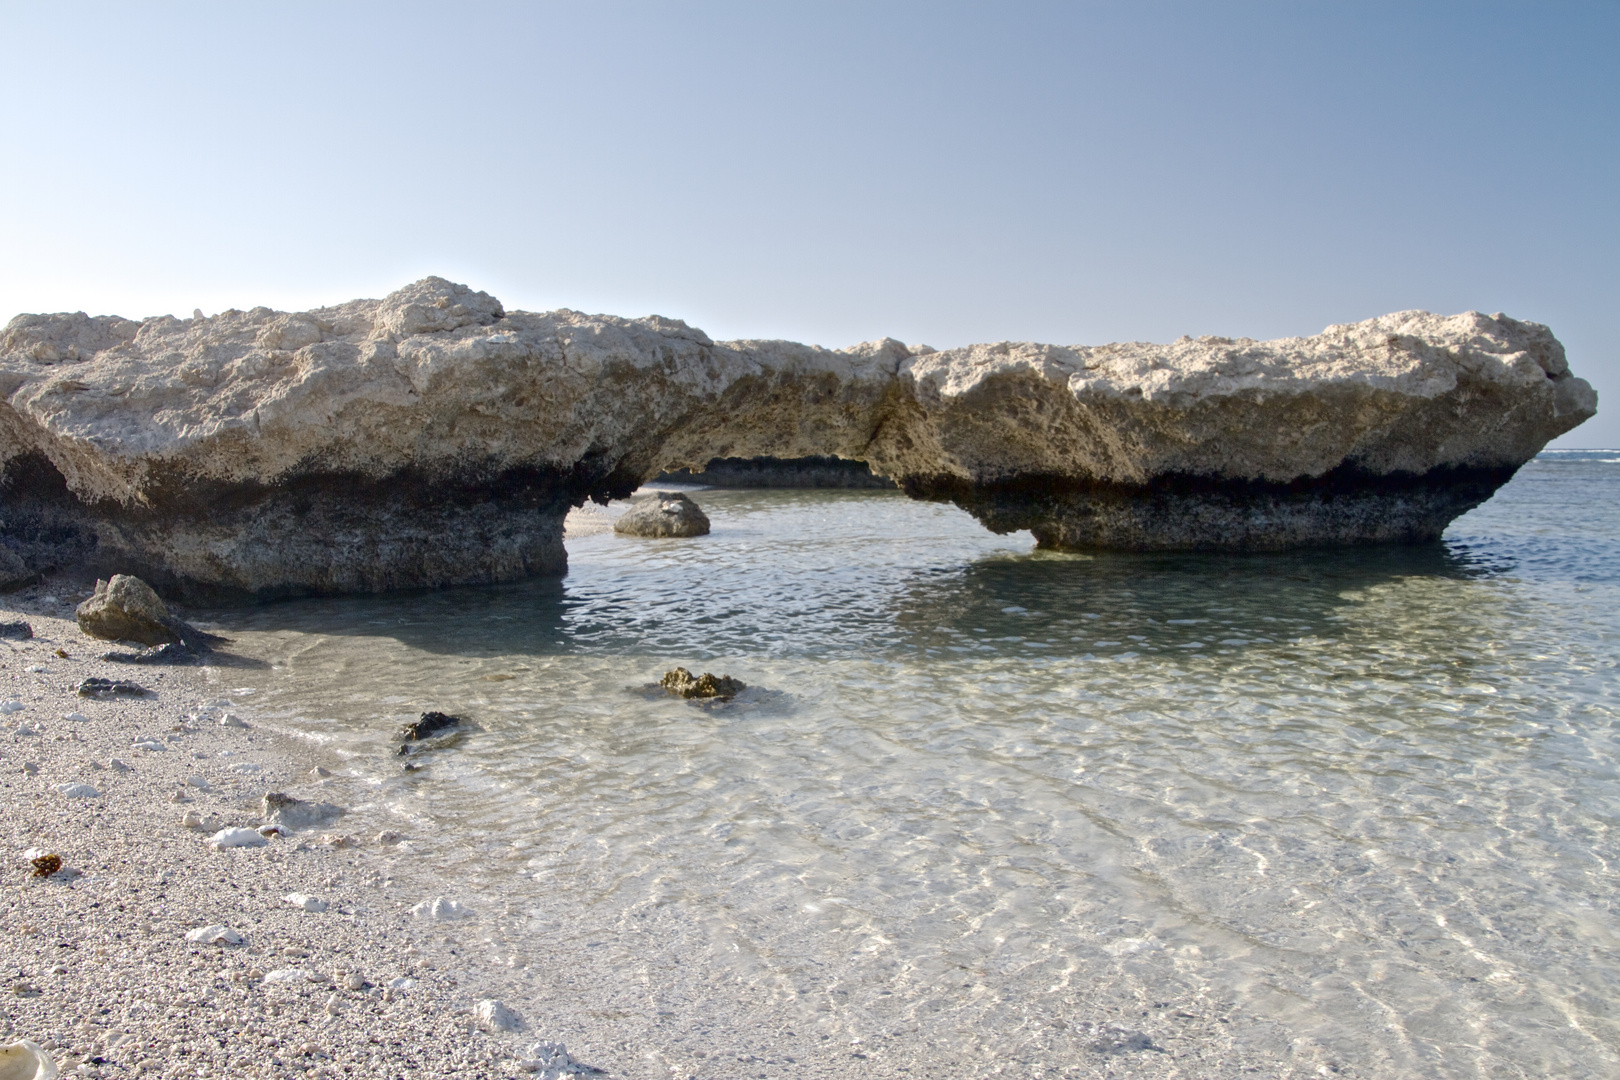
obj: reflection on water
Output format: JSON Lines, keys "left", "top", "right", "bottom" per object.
{"left": 212, "top": 453, "right": 1620, "bottom": 1077}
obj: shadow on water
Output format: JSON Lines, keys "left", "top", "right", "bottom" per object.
{"left": 205, "top": 531, "right": 1513, "bottom": 663}
{"left": 888, "top": 539, "right": 1514, "bottom": 656}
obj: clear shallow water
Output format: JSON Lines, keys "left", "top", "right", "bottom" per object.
{"left": 213, "top": 452, "right": 1620, "bottom": 1077}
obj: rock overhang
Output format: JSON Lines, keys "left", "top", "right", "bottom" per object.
{"left": 0, "top": 276, "right": 1596, "bottom": 599}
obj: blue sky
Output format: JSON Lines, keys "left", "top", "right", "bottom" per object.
{"left": 2, "top": 2, "right": 1615, "bottom": 444}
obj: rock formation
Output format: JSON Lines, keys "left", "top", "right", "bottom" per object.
{"left": 613, "top": 491, "right": 711, "bottom": 538}
{"left": 0, "top": 277, "right": 1596, "bottom": 599}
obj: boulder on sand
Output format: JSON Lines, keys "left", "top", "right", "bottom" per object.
{"left": 75, "top": 574, "right": 222, "bottom": 650}
{"left": 614, "top": 492, "right": 711, "bottom": 538}
{"left": 76, "top": 575, "right": 179, "bottom": 646}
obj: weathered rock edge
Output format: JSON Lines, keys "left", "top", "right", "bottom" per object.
{"left": 0, "top": 276, "right": 1596, "bottom": 598}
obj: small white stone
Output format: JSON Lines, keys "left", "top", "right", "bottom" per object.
{"left": 324, "top": 992, "right": 344, "bottom": 1016}
{"left": 131, "top": 740, "right": 166, "bottom": 752}
{"left": 107, "top": 758, "right": 131, "bottom": 772}
{"left": 342, "top": 973, "right": 365, "bottom": 990}
{"left": 219, "top": 714, "right": 250, "bottom": 728}
{"left": 0, "top": 700, "right": 26, "bottom": 713}
{"left": 209, "top": 827, "right": 267, "bottom": 849}
{"left": 184, "top": 775, "right": 210, "bottom": 789}
{"left": 261, "top": 968, "right": 307, "bottom": 984}
{"left": 284, "top": 893, "right": 328, "bottom": 913}
{"left": 228, "top": 762, "right": 262, "bottom": 774}
{"left": 24, "top": 665, "right": 46, "bottom": 674}
{"left": 13, "top": 724, "right": 39, "bottom": 737}
{"left": 184, "top": 924, "right": 244, "bottom": 945}
{"left": 309, "top": 766, "right": 332, "bottom": 778}
{"left": 0, "top": 1039, "right": 55, "bottom": 1079}
{"left": 387, "top": 976, "right": 415, "bottom": 990}
{"left": 473, "top": 998, "right": 522, "bottom": 1033}
{"left": 20, "top": 762, "right": 37, "bottom": 776}
{"left": 411, "top": 896, "right": 474, "bottom": 920}
{"left": 54, "top": 782, "right": 99, "bottom": 798}
{"left": 180, "top": 811, "right": 203, "bottom": 829}
{"left": 62, "top": 712, "right": 89, "bottom": 722}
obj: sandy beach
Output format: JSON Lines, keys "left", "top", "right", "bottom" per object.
{"left": 0, "top": 580, "right": 576, "bottom": 1080}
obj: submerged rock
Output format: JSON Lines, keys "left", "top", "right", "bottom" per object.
{"left": 0, "top": 277, "right": 1596, "bottom": 595}
{"left": 660, "top": 667, "right": 745, "bottom": 701}
{"left": 398, "top": 711, "right": 461, "bottom": 742}
{"left": 613, "top": 491, "right": 711, "bottom": 538}
{"left": 262, "top": 792, "right": 343, "bottom": 830}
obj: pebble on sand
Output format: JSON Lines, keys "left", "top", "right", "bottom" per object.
{"left": 0, "top": 1037, "right": 58, "bottom": 1080}
{"left": 209, "top": 827, "right": 268, "bottom": 849}
{"left": 53, "top": 782, "right": 99, "bottom": 799}
{"left": 473, "top": 998, "right": 523, "bottom": 1033}
{"left": 184, "top": 925, "right": 245, "bottom": 946}
{"left": 284, "top": 892, "right": 329, "bottom": 913}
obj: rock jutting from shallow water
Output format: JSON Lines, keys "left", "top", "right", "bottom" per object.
{"left": 0, "top": 277, "right": 1596, "bottom": 598}
{"left": 612, "top": 491, "right": 711, "bottom": 538}
{"left": 660, "top": 667, "right": 745, "bottom": 701}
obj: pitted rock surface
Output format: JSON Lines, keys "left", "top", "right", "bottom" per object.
{"left": 0, "top": 277, "right": 1597, "bottom": 596}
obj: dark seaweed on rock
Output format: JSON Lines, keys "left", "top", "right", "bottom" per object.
{"left": 660, "top": 667, "right": 745, "bottom": 701}
{"left": 399, "top": 711, "right": 462, "bottom": 741}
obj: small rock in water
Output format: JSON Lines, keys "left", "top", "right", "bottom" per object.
{"left": 54, "top": 782, "right": 99, "bottom": 799}
{"left": 0, "top": 1038, "right": 55, "bottom": 1079}
{"left": 398, "top": 711, "right": 462, "bottom": 742}
{"left": 411, "top": 896, "right": 474, "bottom": 920}
{"left": 284, "top": 892, "right": 329, "bottom": 913}
{"left": 77, "top": 678, "right": 148, "bottom": 700}
{"left": 184, "top": 924, "right": 244, "bottom": 946}
{"left": 659, "top": 666, "right": 745, "bottom": 701}
{"left": 262, "top": 792, "right": 343, "bottom": 830}
{"left": 613, "top": 490, "right": 711, "bottom": 538}
{"left": 209, "top": 827, "right": 268, "bottom": 849}
{"left": 473, "top": 998, "right": 523, "bottom": 1033}
{"left": 0, "top": 620, "right": 33, "bottom": 640}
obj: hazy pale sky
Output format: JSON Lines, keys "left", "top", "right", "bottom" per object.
{"left": 2, "top": 2, "right": 1615, "bottom": 444}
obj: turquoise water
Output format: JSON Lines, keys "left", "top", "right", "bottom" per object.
{"left": 217, "top": 451, "right": 1620, "bottom": 1077}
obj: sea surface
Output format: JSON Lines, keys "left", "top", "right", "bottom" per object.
{"left": 212, "top": 450, "right": 1620, "bottom": 1078}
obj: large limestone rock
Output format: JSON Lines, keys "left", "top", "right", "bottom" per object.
{"left": 0, "top": 277, "right": 1596, "bottom": 598}
{"left": 613, "top": 491, "right": 711, "bottom": 538}
{"left": 76, "top": 574, "right": 179, "bottom": 645}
